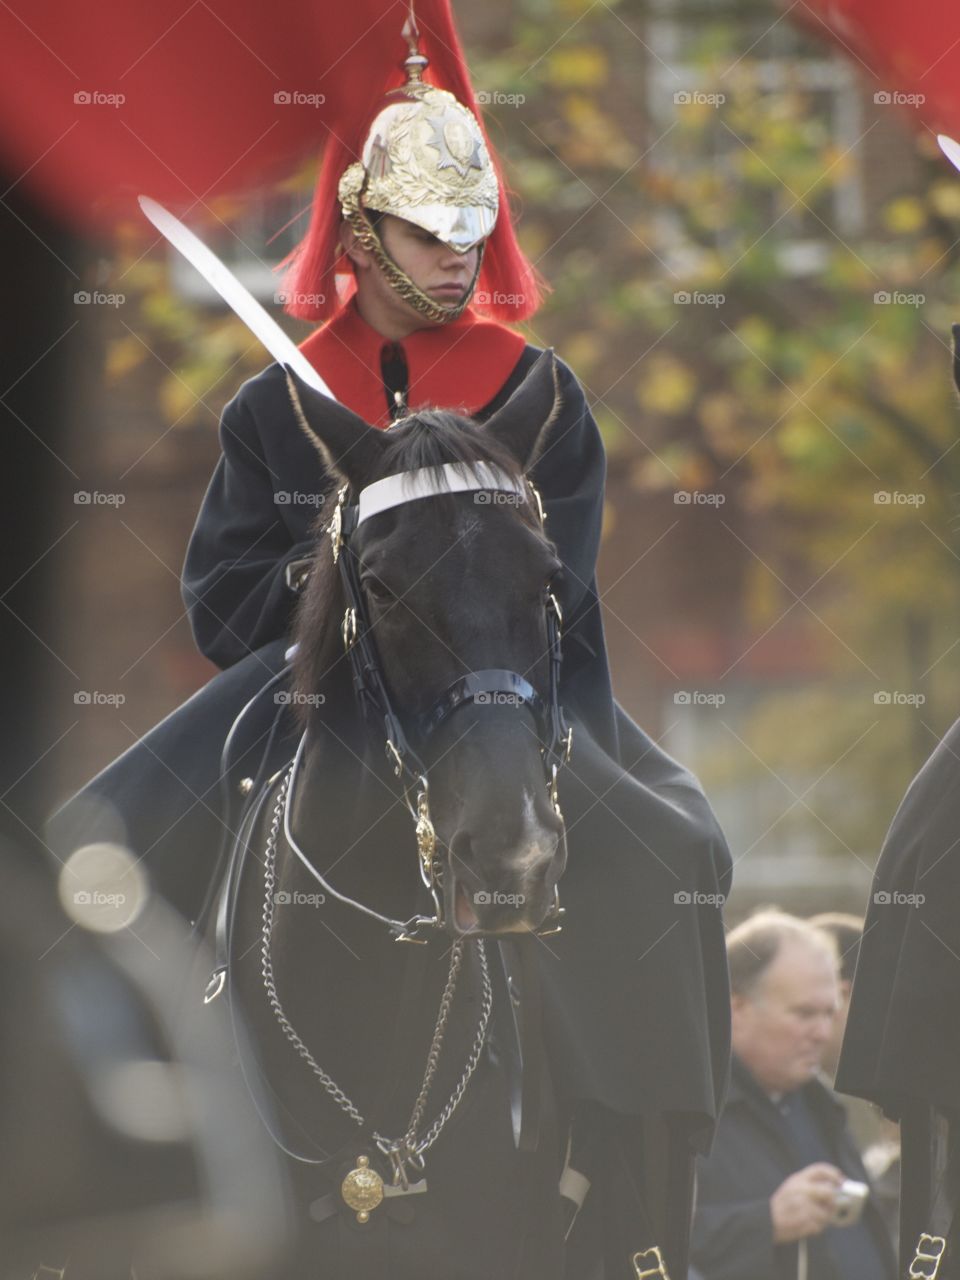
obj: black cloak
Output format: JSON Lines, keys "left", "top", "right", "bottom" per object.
{"left": 836, "top": 715, "right": 960, "bottom": 1117}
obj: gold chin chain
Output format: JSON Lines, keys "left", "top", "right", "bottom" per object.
{"left": 259, "top": 764, "right": 493, "bottom": 1218}
{"left": 340, "top": 177, "right": 483, "bottom": 326}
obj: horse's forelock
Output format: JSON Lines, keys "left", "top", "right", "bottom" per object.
{"left": 380, "top": 409, "right": 521, "bottom": 478}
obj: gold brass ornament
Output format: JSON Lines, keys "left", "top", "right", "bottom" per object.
{"left": 415, "top": 787, "right": 437, "bottom": 884}
{"left": 328, "top": 486, "right": 347, "bottom": 563}
{"left": 341, "top": 1154, "right": 384, "bottom": 1223}
{"left": 549, "top": 763, "right": 563, "bottom": 823}
{"left": 527, "top": 480, "right": 546, "bottom": 526}
{"left": 341, "top": 606, "right": 358, "bottom": 651}
{"left": 632, "top": 1246, "right": 671, "bottom": 1279}
{"left": 909, "top": 1233, "right": 947, "bottom": 1279}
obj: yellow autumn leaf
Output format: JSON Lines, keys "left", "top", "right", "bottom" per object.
{"left": 778, "top": 417, "right": 821, "bottom": 463}
{"left": 698, "top": 392, "right": 743, "bottom": 454}
{"left": 635, "top": 355, "right": 697, "bottom": 416}
{"left": 546, "top": 46, "right": 608, "bottom": 90}
{"left": 161, "top": 376, "right": 207, "bottom": 425}
{"left": 104, "top": 335, "right": 146, "bottom": 384}
{"left": 929, "top": 181, "right": 960, "bottom": 219}
{"left": 883, "top": 196, "right": 926, "bottom": 234}
{"left": 562, "top": 331, "right": 603, "bottom": 378}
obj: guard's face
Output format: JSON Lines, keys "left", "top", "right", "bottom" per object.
{"left": 732, "top": 941, "right": 839, "bottom": 1094}
{"left": 347, "top": 213, "right": 481, "bottom": 330}
{"left": 380, "top": 214, "right": 479, "bottom": 306}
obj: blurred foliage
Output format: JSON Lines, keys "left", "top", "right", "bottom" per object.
{"left": 470, "top": 0, "right": 960, "bottom": 858}
{"left": 102, "top": 0, "right": 960, "bottom": 862}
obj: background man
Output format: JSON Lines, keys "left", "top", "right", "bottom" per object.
{"left": 691, "top": 909, "right": 896, "bottom": 1280}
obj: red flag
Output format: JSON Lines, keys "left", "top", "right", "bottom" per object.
{"left": 0, "top": 1, "right": 448, "bottom": 229}
{"left": 799, "top": 1, "right": 960, "bottom": 136}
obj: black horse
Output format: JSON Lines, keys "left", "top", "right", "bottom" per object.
{"left": 196, "top": 350, "right": 728, "bottom": 1278}
{"left": 199, "top": 351, "right": 591, "bottom": 1277}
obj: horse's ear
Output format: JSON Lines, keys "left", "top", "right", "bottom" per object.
{"left": 482, "top": 349, "right": 562, "bottom": 472}
{"left": 284, "top": 365, "right": 388, "bottom": 489}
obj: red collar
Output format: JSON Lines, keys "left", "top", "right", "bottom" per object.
{"left": 298, "top": 301, "right": 526, "bottom": 428}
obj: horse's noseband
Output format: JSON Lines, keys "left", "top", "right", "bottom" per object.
{"left": 325, "top": 465, "right": 573, "bottom": 941}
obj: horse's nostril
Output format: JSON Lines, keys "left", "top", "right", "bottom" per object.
{"left": 449, "top": 825, "right": 561, "bottom": 894}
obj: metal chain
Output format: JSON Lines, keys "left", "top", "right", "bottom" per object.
{"left": 259, "top": 764, "right": 493, "bottom": 1174}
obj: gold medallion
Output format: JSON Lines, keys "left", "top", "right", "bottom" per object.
{"left": 341, "top": 1154, "right": 384, "bottom": 1224}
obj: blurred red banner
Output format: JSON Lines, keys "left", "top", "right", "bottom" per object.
{"left": 800, "top": 1, "right": 960, "bottom": 136}
{"left": 0, "top": 0, "right": 468, "bottom": 231}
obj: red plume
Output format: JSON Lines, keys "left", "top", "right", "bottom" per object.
{"left": 280, "top": 0, "right": 544, "bottom": 324}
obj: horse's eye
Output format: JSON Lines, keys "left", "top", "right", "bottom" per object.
{"left": 361, "top": 574, "right": 394, "bottom": 603}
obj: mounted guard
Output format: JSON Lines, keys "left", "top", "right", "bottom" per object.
{"left": 49, "top": 6, "right": 733, "bottom": 1276}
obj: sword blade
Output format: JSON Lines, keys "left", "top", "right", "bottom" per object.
{"left": 937, "top": 134, "right": 960, "bottom": 175}
{"left": 137, "top": 195, "right": 334, "bottom": 399}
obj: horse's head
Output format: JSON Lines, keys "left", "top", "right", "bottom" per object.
{"left": 286, "top": 352, "right": 568, "bottom": 937}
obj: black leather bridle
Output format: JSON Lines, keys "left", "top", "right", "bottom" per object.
{"left": 327, "top": 471, "right": 573, "bottom": 939}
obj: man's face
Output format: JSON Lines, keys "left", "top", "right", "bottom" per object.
{"left": 348, "top": 213, "right": 481, "bottom": 330}
{"left": 731, "top": 940, "right": 839, "bottom": 1095}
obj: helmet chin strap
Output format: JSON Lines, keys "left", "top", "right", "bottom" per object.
{"left": 341, "top": 193, "right": 486, "bottom": 326}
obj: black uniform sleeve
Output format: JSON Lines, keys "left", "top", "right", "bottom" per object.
{"left": 529, "top": 357, "right": 606, "bottom": 626}
{"left": 181, "top": 386, "right": 314, "bottom": 670}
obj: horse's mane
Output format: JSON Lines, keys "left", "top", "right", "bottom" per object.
{"left": 290, "top": 408, "right": 542, "bottom": 733}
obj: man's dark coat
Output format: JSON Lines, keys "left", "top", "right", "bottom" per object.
{"left": 692, "top": 1057, "right": 896, "bottom": 1280}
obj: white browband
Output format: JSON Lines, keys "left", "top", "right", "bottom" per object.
{"left": 356, "top": 462, "right": 526, "bottom": 526}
